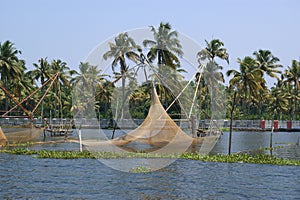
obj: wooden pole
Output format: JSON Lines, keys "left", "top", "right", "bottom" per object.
{"left": 78, "top": 129, "right": 82, "bottom": 152}
{"left": 270, "top": 120, "right": 274, "bottom": 157}
{"left": 191, "top": 115, "right": 196, "bottom": 138}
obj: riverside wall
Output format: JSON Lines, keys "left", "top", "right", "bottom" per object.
{"left": 0, "top": 118, "right": 299, "bottom": 131}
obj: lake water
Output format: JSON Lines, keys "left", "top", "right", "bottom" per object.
{"left": 1, "top": 130, "right": 300, "bottom": 199}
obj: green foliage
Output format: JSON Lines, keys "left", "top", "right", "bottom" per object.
{"left": 1, "top": 31, "right": 300, "bottom": 121}
{"left": 129, "top": 166, "right": 152, "bottom": 173}
{"left": 2, "top": 149, "right": 300, "bottom": 166}
{"left": 180, "top": 153, "right": 300, "bottom": 166}
{"left": 37, "top": 150, "right": 93, "bottom": 159}
{"left": 1, "top": 148, "right": 37, "bottom": 155}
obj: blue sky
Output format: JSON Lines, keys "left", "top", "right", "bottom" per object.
{"left": 1, "top": 0, "right": 299, "bottom": 85}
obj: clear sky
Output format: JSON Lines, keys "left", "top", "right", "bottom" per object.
{"left": 1, "top": 0, "right": 299, "bottom": 85}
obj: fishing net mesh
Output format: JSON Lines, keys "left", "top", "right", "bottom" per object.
{"left": 83, "top": 87, "right": 220, "bottom": 154}
{"left": 0, "top": 125, "right": 43, "bottom": 144}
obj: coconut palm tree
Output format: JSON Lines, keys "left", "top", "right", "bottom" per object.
{"left": 253, "top": 49, "right": 282, "bottom": 81}
{"left": 51, "top": 59, "right": 76, "bottom": 90}
{"left": 72, "top": 62, "right": 104, "bottom": 90}
{"left": 72, "top": 62, "right": 107, "bottom": 118}
{"left": 30, "top": 58, "right": 51, "bottom": 86}
{"left": 143, "top": 22, "right": 183, "bottom": 71}
{"left": 0, "top": 41, "right": 24, "bottom": 83}
{"left": 47, "top": 59, "right": 75, "bottom": 119}
{"left": 197, "top": 39, "right": 229, "bottom": 64}
{"left": 0, "top": 40, "right": 25, "bottom": 110}
{"left": 227, "top": 56, "right": 264, "bottom": 100}
{"left": 26, "top": 58, "right": 53, "bottom": 119}
{"left": 103, "top": 32, "right": 140, "bottom": 119}
{"left": 143, "top": 22, "right": 184, "bottom": 108}
{"left": 226, "top": 56, "right": 263, "bottom": 154}
{"left": 267, "top": 79, "right": 290, "bottom": 120}
{"left": 196, "top": 39, "right": 229, "bottom": 121}
{"left": 96, "top": 79, "right": 114, "bottom": 119}
{"left": 284, "top": 59, "right": 300, "bottom": 119}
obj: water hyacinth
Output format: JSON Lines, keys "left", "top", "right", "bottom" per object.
{"left": 1, "top": 148, "right": 300, "bottom": 166}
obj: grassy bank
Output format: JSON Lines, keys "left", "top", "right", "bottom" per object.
{"left": 1, "top": 148, "right": 300, "bottom": 166}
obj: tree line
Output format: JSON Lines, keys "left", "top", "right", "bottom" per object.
{"left": 0, "top": 22, "right": 299, "bottom": 121}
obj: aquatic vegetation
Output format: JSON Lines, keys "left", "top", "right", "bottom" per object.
{"left": 1, "top": 148, "right": 37, "bottom": 155}
{"left": 180, "top": 153, "right": 300, "bottom": 166}
{"left": 37, "top": 150, "right": 94, "bottom": 159}
{"left": 129, "top": 166, "right": 152, "bottom": 173}
{"left": 1, "top": 148, "right": 300, "bottom": 166}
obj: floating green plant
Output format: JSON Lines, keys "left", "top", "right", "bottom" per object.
{"left": 1, "top": 148, "right": 300, "bottom": 166}
{"left": 129, "top": 166, "right": 152, "bottom": 173}
{"left": 180, "top": 153, "right": 300, "bottom": 166}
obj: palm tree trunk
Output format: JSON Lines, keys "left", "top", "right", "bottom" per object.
{"left": 121, "top": 75, "right": 125, "bottom": 119}
{"left": 228, "top": 91, "right": 237, "bottom": 155}
{"left": 293, "top": 81, "right": 297, "bottom": 120}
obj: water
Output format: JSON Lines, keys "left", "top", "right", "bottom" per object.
{"left": 40, "top": 129, "right": 300, "bottom": 159}
{"left": 212, "top": 131, "right": 300, "bottom": 159}
{"left": 1, "top": 130, "right": 300, "bottom": 199}
{"left": 1, "top": 153, "right": 300, "bottom": 199}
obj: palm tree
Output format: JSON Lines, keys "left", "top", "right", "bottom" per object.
{"left": 284, "top": 59, "right": 300, "bottom": 119}
{"left": 0, "top": 41, "right": 24, "bottom": 82}
{"left": 197, "top": 39, "right": 229, "bottom": 122}
{"left": 72, "top": 62, "right": 107, "bottom": 118}
{"left": 72, "top": 62, "right": 103, "bottom": 90}
{"left": 27, "top": 58, "right": 53, "bottom": 119}
{"left": 267, "top": 81, "right": 289, "bottom": 120}
{"left": 103, "top": 32, "right": 140, "bottom": 119}
{"left": 143, "top": 22, "right": 183, "bottom": 71}
{"left": 11, "top": 71, "right": 34, "bottom": 100}
{"left": 227, "top": 56, "right": 264, "bottom": 100}
{"left": 0, "top": 40, "right": 25, "bottom": 111}
{"left": 253, "top": 49, "right": 282, "bottom": 81}
{"left": 197, "top": 39, "right": 229, "bottom": 64}
{"left": 51, "top": 59, "right": 76, "bottom": 90}
{"left": 143, "top": 22, "right": 184, "bottom": 108}
{"left": 226, "top": 56, "right": 263, "bottom": 154}
{"left": 96, "top": 80, "right": 114, "bottom": 119}
{"left": 30, "top": 58, "right": 51, "bottom": 86}
{"left": 48, "top": 59, "right": 75, "bottom": 119}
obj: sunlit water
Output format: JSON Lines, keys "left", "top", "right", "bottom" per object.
{"left": 1, "top": 130, "right": 300, "bottom": 199}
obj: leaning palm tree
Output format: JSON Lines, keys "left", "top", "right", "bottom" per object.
{"left": 226, "top": 56, "right": 264, "bottom": 154}
{"left": 253, "top": 49, "right": 282, "bottom": 81}
{"left": 103, "top": 32, "right": 140, "bottom": 119}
